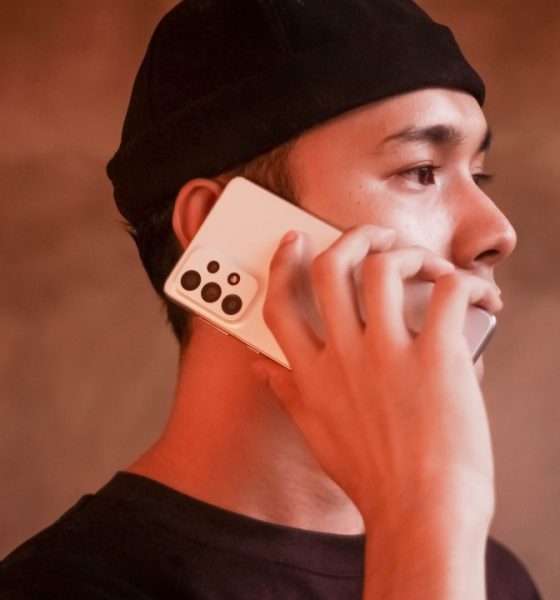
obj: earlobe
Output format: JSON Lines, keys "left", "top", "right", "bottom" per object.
{"left": 172, "top": 178, "right": 224, "bottom": 249}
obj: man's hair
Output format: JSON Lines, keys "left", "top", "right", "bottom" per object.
{"left": 126, "top": 140, "right": 297, "bottom": 346}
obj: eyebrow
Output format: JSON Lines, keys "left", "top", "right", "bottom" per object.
{"left": 381, "top": 124, "right": 492, "bottom": 153}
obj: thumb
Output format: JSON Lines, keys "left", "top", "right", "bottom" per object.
{"left": 251, "top": 358, "right": 301, "bottom": 412}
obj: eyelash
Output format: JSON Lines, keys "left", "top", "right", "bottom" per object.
{"left": 400, "top": 165, "right": 440, "bottom": 186}
{"left": 472, "top": 173, "right": 494, "bottom": 187}
{"left": 399, "top": 165, "right": 494, "bottom": 188}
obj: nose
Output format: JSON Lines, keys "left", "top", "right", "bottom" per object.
{"left": 450, "top": 182, "right": 517, "bottom": 271}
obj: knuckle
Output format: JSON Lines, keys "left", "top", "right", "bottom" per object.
{"left": 350, "top": 223, "right": 377, "bottom": 238}
{"left": 413, "top": 245, "right": 439, "bottom": 262}
{"left": 328, "top": 334, "right": 360, "bottom": 367}
{"left": 436, "top": 271, "right": 464, "bottom": 292}
{"left": 417, "top": 333, "right": 447, "bottom": 364}
{"left": 406, "top": 244, "right": 428, "bottom": 255}
{"left": 362, "top": 251, "right": 391, "bottom": 279}
{"left": 311, "top": 251, "right": 338, "bottom": 284}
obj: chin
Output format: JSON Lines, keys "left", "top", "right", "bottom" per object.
{"left": 475, "top": 356, "right": 485, "bottom": 382}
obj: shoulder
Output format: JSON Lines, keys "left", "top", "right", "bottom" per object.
{"left": 486, "top": 537, "right": 542, "bottom": 600}
{"left": 0, "top": 495, "right": 152, "bottom": 599}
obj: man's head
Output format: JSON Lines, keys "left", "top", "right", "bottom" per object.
{"left": 107, "top": 0, "right": 497, "bottom": 345}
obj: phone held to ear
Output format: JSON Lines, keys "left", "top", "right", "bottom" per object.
{"left": 164, "top": 177, "right": 495, "bottom": 368}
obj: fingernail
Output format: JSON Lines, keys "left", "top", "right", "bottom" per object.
{"left": 279, "top": 230, "right": 299, "bottom": 246}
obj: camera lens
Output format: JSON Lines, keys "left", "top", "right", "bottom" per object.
{"left": 207, "top": 260, "right": 220, "bottom": 274}
{"left": 201, "top": 282, "right": 222, "bottom": 303}
{"left": 221, "top": 294, "right": 243, "bottom": 316}
{"left": 180, "top": 270, "right": 201, "bottom": 291}
{"left": 227, "top": 272, "right": 240, "bottom": 286}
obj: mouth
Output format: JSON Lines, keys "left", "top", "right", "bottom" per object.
{"left": 455, "top": 268, "right": 502, "bottom": 311}
{"left": 483, "top": 276, "right": 503, "bottom": 315}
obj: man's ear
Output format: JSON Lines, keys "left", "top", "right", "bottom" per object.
{"left": 172, "top": 178, "right": 224, "bottom": 249}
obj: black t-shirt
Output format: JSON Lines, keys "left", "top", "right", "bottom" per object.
{"left": 0, "top": 472, "right": 542, "bottom": 599}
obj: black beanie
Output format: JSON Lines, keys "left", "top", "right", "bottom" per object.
{"left": 107, "top": 0, "right": 485, "bottom": 223}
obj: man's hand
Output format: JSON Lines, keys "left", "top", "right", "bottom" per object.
{"left": 252, "top": 224, "right": 502, "bottom": 599}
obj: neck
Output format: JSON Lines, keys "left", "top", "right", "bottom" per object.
{"left": 129, "top": 321, "right": 365, "bottom": 534}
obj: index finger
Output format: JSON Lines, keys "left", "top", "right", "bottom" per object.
{"left": 263, "top": 231, "right": 322, "bottom": 370}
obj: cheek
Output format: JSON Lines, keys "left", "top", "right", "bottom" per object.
{"left": 341, "top": 190, "right": 454, "bottom": 256}
{"left": 395, "top": 209, "right": 454, "bottom": 256}
{"left": 297, "top": 164, "right": 454, "bottom": 256}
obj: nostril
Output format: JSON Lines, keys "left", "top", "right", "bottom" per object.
{"left": 475, "top": 248, "right": 500, "bottom": 262}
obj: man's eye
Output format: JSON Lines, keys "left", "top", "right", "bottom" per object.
{"left": 472, "top": 172, "right": 494, "bottom": 188}
{"left": 400, "top": 165, "right": 438, "bottom": 186}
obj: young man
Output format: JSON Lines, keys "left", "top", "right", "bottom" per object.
{"left": 0, "top": 1, "right": 542, "bottom": 598}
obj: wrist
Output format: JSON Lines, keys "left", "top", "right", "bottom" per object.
{"left": 359, "top": 466, "right": 495, "bottom": 531}
{"left": 362, "top": 496, "right": 491, "bottom": 600}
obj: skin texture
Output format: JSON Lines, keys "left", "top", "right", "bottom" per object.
{"left": 130, "top": 89, "right": 516, "bottom": 599}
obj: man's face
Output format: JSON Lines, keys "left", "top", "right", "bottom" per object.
{"left": 288, "top": 88, "right": 517, "bottom": 377}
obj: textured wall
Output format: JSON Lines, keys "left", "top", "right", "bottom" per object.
{"left": 1, "top": 1, "right": 558, "bottom": 597}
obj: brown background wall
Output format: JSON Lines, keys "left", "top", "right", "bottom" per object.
{"left": 1, "top": 1, "right": 558, "bottom": 597}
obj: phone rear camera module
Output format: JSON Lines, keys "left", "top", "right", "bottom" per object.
{"left": 227, "top": 272, "right": 240, "bottom": 286}
{"left": 207, "top": 260, "right": 220, "bottom": 274}
{"left": 201, "top": 282, "right": 222, "bottom": 303}
{"left": 221, "top": 294, "right": 243, "bottom": 316}
{"left": 181, "top": 270, "right": 201, "bottom": 291}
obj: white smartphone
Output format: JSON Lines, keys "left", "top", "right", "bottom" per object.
{"left": 164, "top": 177, "right": 495, "bottom": 368}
